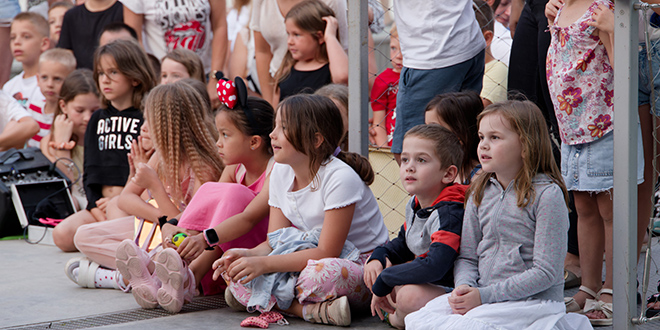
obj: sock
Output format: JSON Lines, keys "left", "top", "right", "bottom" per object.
{"left": 94, "top": 267, "right": 120, "bottom": 289}
{"left": 302, "top": 304, "right": 309, "bottom": 321}
{"left": 117, "top": 273, "right": 128, "bottom": 291}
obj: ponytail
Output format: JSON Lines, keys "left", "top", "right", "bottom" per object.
{"left": 336, "top": 151, "right": 374, "bottom": 185}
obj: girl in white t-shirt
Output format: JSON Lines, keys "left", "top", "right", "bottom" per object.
{"left": 213, "top": 94, "right": 389, "bottom": 327}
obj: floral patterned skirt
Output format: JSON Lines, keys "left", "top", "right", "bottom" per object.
{"left": 227, "top": 253, "right": 372, "bottom": 312}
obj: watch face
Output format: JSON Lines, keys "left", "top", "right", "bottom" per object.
{"left": 215, "top": 71, "right": 224, "bottom": 80}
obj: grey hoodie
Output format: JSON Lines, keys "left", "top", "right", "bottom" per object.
{"left": 454, "top": 174, "right": 568, "bottom": 304}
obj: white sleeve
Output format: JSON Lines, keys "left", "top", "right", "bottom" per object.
{"left": 267, "top": 162, "right": 286, "bottom": 209}
{"left": 0, "top": 92, "right": 30, "bottom": 131}
{"left": 249, "top": 0, "right": 263, "bottom": 32}
{"left": 321, "top": 162, "right": 363, "bottom": 210}
{"left": 119, "top": 0, "right": 145, "bottom": 14}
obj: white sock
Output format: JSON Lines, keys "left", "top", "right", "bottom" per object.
{"left": 94, "top": 268, "right": 120, "bottom": 289}
{"left": 302, "top": 304, "right": 309, "bottom": 321}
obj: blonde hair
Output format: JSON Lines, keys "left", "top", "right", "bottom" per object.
{"left": 12, "top": 12, "right": 49, "bottom": 37}
{"left": 390, "top": 22, "right": 398, "bottom": 39}
{"left": 49, "top": 1, "right": 74, "bottom": 13}
{"left": 39, "top": 48, "right": 76, "bottom": 71}
{"left": 467, "top": 100, "right": 568, "bottom": 208}
{"left": 274, "top": 0, "right": 335, "bottom": 86}
{"left": 144, "top": 82, "right": 224, "bottom": 203}
{"left": 93, "top": 39, "right": 157, "bottom": 109}
{"left": 162, "top": 49, "right": 206, "bottom": 83}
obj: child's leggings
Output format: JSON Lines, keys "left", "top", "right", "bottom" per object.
{"left": 228, "top": 254, "right": 372, "bottom": 312}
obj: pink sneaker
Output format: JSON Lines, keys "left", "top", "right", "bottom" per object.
{"left": 116, "top": 239, "right": 160, "bottom": 309}
{"left": 154, "top": 248, "right": 196, "bottom": 313}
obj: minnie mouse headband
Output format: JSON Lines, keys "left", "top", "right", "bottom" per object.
{"left": 217, "top": 76, "right": 258, "bottom": 135}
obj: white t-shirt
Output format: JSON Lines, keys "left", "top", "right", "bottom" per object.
{"left": 2, "top": 72, "right": 44, "bottom": 109}
{"left": 24, "top": 99, "right": 53, "bottom": 148}
{"left": 250, "top": 0, "right": 349, "bottom": 77}
{"left": 393, "top": 0, "right": 485, "bottom": 69}
{"left": 0, "top": 90, "right": 31, "bottom": 132}
{"left": 491, "top": 21, "right": 512, "bottom": 66}
{"left": 120, "top": 0, "right": 214, "bottom": 72}
{"left": 268, "top": 158, "right": 389, "bottom": 252}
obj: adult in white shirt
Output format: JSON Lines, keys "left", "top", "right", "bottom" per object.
{"left": 120, "top": 0, "right": 228, "bottom": 108}
{"left": 390, "top": 0, "right": 486, "bottom": 160}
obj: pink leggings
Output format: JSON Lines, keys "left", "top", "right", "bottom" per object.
{"left": 228, "top": 254, "right": 372, "bottom": 312}
{"left": 74, "top": 183, "right": 268, "bottom": 296}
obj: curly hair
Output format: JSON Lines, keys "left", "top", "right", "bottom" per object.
{"left": 144, "top": 82, "right": 224, "bottom": 202}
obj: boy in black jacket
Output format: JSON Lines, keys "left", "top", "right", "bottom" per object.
{"left": 364, "top": 124, "right": 467, "bottom": 329}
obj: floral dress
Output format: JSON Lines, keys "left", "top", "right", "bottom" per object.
{"left": 546, "top": 0, "right": 615, "bottom": 145}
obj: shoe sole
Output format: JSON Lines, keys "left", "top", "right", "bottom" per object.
{"left": 116, "top": 240, "right": 158, "bottom": 309}
{"left": 154, "top": 249, "right": 187, "bottom": 313}
{"left": 224, "top": 287, "right": 247, "bottom": 312}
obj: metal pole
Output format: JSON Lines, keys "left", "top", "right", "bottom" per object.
{"left": 613, "top": 0, "right": 638, "bottom": 328}
{"left": 347, "top": 0, "right": 368, "bottom": 156}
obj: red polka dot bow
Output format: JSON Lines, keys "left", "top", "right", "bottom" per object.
{"left": 217, "top": 79, "right": 238, "bottom": 109}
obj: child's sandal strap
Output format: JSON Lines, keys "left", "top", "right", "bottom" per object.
{"left": 598, "top": 288, "right": 613, "bottom": 297}
{"left": 578, "top": 285, "right": 598, "bottom": 299}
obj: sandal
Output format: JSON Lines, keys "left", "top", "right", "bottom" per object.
{"left": 564, "top": 285, "right": 598, "bottom": 313}
{"left": 647, "top": 292, "right": 660, "bottom": 318}
{"left": 564, "top": 269, "right": 581, "bottom": 289}
{"left": 584, "top": 288, "right": 613, "bottom": 326}
{"left": 64, "top": 257, "right": 100, "bottom": 288}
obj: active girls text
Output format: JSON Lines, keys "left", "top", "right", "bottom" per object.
{"left": 96, "top": 116, "right": 141, "bottom": 150}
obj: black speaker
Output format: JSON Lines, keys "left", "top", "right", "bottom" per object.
{"left": 0, "top": 147, "right": 73, "bottom": 238}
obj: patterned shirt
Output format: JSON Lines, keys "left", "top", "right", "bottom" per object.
{"left": 546, "top": 0, "right": 614, "bottom": 145}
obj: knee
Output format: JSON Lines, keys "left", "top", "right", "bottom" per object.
{"left": 52, "top": 222, "right": 77, "bottom": 252}
{"left": 395, "top": 285, "right": 439, "bottom": 315}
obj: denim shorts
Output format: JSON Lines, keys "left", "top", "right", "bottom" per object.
{"left": 0, "top": 0, "right": 20, "bottom": 27}
{"left": 639, "top": 42, "right": 660, "bottom": 116}
{"left": 561, "top": 128, "right": 644, "bottom": 192}
{"left": 390, "top": 49, "right": 485, "bottom": 153}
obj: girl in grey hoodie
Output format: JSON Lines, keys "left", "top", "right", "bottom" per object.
{"left": 405, "top": 101, "right": 593, "bottom": 330}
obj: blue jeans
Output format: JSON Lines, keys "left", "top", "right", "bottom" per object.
{"left": 0, "top": 0, "right": 20, "bottom": 26}
{"left": 391, "top": 49, "right": 485, "bottom": 153}
{"left": 639, "top": 42, "right": 660, "bottom": 115}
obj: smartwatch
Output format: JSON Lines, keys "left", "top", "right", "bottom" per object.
{"left": 203, "top": 228, "right": 220, "bottom": 250}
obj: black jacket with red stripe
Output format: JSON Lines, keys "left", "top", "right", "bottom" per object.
{"left": 369, "top": 184, "right": 467, "bottom": 297}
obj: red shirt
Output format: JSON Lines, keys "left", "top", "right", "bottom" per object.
{"left": 370, "top": 68, "right": 400, "bottom": 147}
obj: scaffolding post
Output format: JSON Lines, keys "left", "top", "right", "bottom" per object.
{"left": 347, "top": 0, "right": 369, "bottom": 157}
{"left": 613, "top": 0, "right": 638, "bottom": 328}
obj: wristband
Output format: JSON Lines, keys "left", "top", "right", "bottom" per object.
{"left": 166, "top": 218, "right": 178, "bottom": 227}
{"left": 158, "top": 215, "right": 168, "bottom": 228}
{"left": 203, "top": 228, "right": 220, "bottom": 250}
